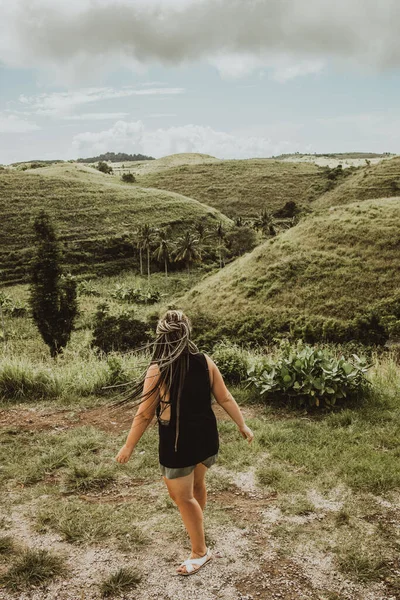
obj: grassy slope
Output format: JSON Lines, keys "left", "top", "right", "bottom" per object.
{"left": 315, "top": 157, "right": 400, "bottom": 208}
{"left": 182, "top": 197, "right": 400, "bottom": 327}
{"left": 135, "top": 159, "right": 334, "bottom": 218}
{"left": 106, "top": 152, "right": 219, "bottom": 175}
{"left": 0, "top": 164, "right": 231, "bottom": 284}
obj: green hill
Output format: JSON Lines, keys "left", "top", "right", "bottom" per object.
{"left": 106, "top": 152, "right": 219, "bottom": 177}
{"left": 182, "top": 198, "right": 400, "bottom": 345}
{"left": 135, "top": 158, "right": 336, "bottom": 218}
{"left": 0, "top": 164, "right": 231, "bottom": 284}
{"left": 315, "top": 157, "right": 400, "bottom": 209}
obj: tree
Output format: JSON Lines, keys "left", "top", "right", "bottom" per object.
{"left": 194, "top": 222, "right": 211, "bottom": 261}
{"left": 141, "top": 224, "right": 155, "bottom": 284}
{"left": 174, "top": 231, "right": 201, "bottom": 274}
{"left": 153, "top": 228, "right": 172, "bottom": 280}
{"left": 225, "top": 226, "right": 258, "bottom": 257}
{"left": 97, "top": 161, "right": 113, "bottom": 174}
{"left": 216, "top": 222, "right": 226, "bottom": 268}
{"left": 29, "top": 211, "right": 78, "bottom": 357}
{"left": 254, "top": 208, "right": 276, "bottom": 237}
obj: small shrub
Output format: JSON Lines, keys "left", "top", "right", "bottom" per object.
{"left": 247, "top": 340, "right": 372, "bottom": 409}
{"left": 77, "top": 279, "right": 101, "bottom": 297}
{"left": 225, "top": 226, "right": 258, "bottom": 257}
{"left": 211, "top": 341, "right": 249, "bottom": 384}
{"left": 92, "top": 303, "right": 151, "bottom": 353}
{"left": 105, "top": 355, "right": 128, "bottom": 386}
{"left": 97, "top": 161, "right": 113, "bottom": 174}
{"left": 111, "top": 284, "right": 161, "bottom": 305}
{"left": 121, "top": 172, "right": 136, "bottom": 183}
{"left": 274, "top": 200, "right": 298, "bottom": 219}
{"left": 100, "top": 567, "right": 141, "bottom": 598}
{"left": 0, "top": 292, "right": 28, "bottom": 318}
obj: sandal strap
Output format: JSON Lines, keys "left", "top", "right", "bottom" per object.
{"left": 181, "top": 548, "right": 211, "bottom": 572}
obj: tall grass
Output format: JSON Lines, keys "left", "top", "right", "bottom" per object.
{"left": 0, "top": 350, "right": 145, "bottom": 405}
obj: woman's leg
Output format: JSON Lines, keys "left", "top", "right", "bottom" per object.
{"left": 163, "top": 472, "right": 207, "bottom": 573}
{"left": 193, "top": 463, "right": 208, "bottom": 510}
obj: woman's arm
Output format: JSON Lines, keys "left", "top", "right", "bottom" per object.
{"left": 204, "top": 354, "right": 254, "bottom": 443}
{"left": 115, "top": 363, "right": 160, "bottom": 464}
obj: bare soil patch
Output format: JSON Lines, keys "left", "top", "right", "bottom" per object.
{"left": 0, "top": 402, "right": 259, "bottom": 434}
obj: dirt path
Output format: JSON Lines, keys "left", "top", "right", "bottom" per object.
{"left": 0, "top": 402, "right": 260, "bottom": 433}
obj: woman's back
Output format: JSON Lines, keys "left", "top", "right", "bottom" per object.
{"left": 156, "top": 351, "right": 219, "bottom": 468}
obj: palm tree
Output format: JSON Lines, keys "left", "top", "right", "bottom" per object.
{"left": 153, "top": 228, "right": 172, "bottom": 280}
{"left": 254, "top": 208, "right": 276, "bottom": 237}
{"left": 174, "top": 231, "right": 201, "bottom": 275}
{"left": 194, "top": 221, "right": 211, "bottom": 261}
{"left": 141, "top": 224, "right": 154, "bottom": 284}
{"left": 216, "top": 222, "right": 225, "bottom": 269}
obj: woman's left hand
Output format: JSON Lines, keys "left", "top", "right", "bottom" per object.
{"left": 115, "top": 445, "right": 133, "bottom": 464}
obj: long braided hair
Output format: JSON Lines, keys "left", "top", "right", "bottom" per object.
{"left": 108, "top": 309, "right": 199, "bottom": 452}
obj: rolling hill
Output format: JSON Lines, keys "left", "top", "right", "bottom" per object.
{"left": 0, "top": 164, "right": 231, "bottom": 284}
{"left": 135, "top": 158, "right": 338, "bottom": 218}
{"left": 315, "top": 157, "right": 400, "bottom": 209}
{"left": 181, "top": 197, "right": 400, "bottom": 345}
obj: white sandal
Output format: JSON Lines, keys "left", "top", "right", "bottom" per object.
{"left": 176, "top": 547, "right": 212, "bottom": 576}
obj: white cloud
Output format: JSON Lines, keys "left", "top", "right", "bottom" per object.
{"left": 0, "top": 113, "right": 40, "bottom": 133}
{"left": 62, "top": 113, "right": 129, "bottom": 121}
{"left": 146, "top": 113, "right": 177, "bottom": 118}
{"left": 72, "top": 119, "right": 301, "bottom": 159}
{"left": 1, "top": 0, "right": 399, "bottom": 82}
{"left": 18, "top": 87, "right": 185, "bottom": 117}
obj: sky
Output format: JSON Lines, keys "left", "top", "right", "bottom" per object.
{"left": 0, "top": 0, "right": 400, "bottom": 164}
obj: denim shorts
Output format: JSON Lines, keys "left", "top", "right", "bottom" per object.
{"left": 160, "top": 453, "right": 218, "bottom": 480}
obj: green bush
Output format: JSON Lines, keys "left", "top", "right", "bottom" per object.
{"left": 247, "top": 340, "right": 372, "bottom": 409}
{"left": 92, "top": 303, "right": 151, "bottom": 353}
{"left": 211, "top": 341, "right": 249, "bottom": 384}
{"left": 77, "top": 279, "right": 101, "bottom": 297}
{"left": 121, "top": 172, "right": 136, "bottom": 183}
{"left": 0, "top": 293, "right": 28, "bottom": 317}
{"left": 111, "top": 284, "right": 161, "bottom": 304}
{"left": 96, "top": 161, "right": 113, "bottom": 174}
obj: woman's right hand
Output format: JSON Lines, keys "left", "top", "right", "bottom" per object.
{"left": 239, "top": 424, "right": 254, "bottom": 443}
{"left": 115, "top": 444, "right": 134, "bottom": 464}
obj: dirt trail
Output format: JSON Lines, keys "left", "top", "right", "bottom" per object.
{"left": 0, "top": 402, "right": 259, "bottom": 433}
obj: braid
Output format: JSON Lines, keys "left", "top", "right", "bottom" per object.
{"left": 107, "top": 309, "right": 198, "bottom": 453}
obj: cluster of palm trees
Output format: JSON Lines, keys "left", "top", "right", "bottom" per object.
{"left": 134, "top": 222, "right": 226, "bottom": 281}
{"left": 133, "top": 206, "right": 294, "bottom": 282}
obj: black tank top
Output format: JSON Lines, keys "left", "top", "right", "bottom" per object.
{"left": 156, "top": 352, "right": 219, "bottom": 468}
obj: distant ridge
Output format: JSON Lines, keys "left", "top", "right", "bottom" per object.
{"left": 77, "top": 152, "right": 155, "bottom": 163}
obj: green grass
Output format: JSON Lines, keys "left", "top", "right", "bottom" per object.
{"left": 137, "top": 158, "right": 335, "bottom": 218}
{"left": 315, "top": 156, "right": 400, "bottom": 209}
{"left": 182, "top": 197, "right": 400, "bottom": 340}
{"left": 335, "top": 542, "right": 388, "bottom": 582}
{"left": 0, "top": 548, "right": 67, "bottom": 591}
{"left": 0, "top": 355, "right": 398, "bottom": 593}
{"left": 35, "top": 497, "right": 148, "bottom": 547}
{"left": 0, "top": 163, "right": 231, "bottom": 284}
{"left": 99, "top": 567, "right": 142, "bottom": 598}
{"left": 0, "top": 269, "right": 203, "bottom": 370}
{"left": 0, "top": 535, "right": 16, "bottom": 555}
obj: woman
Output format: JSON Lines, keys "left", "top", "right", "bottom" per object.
{"left": 115, "top": 310, "right": 254, "bottom": 576}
